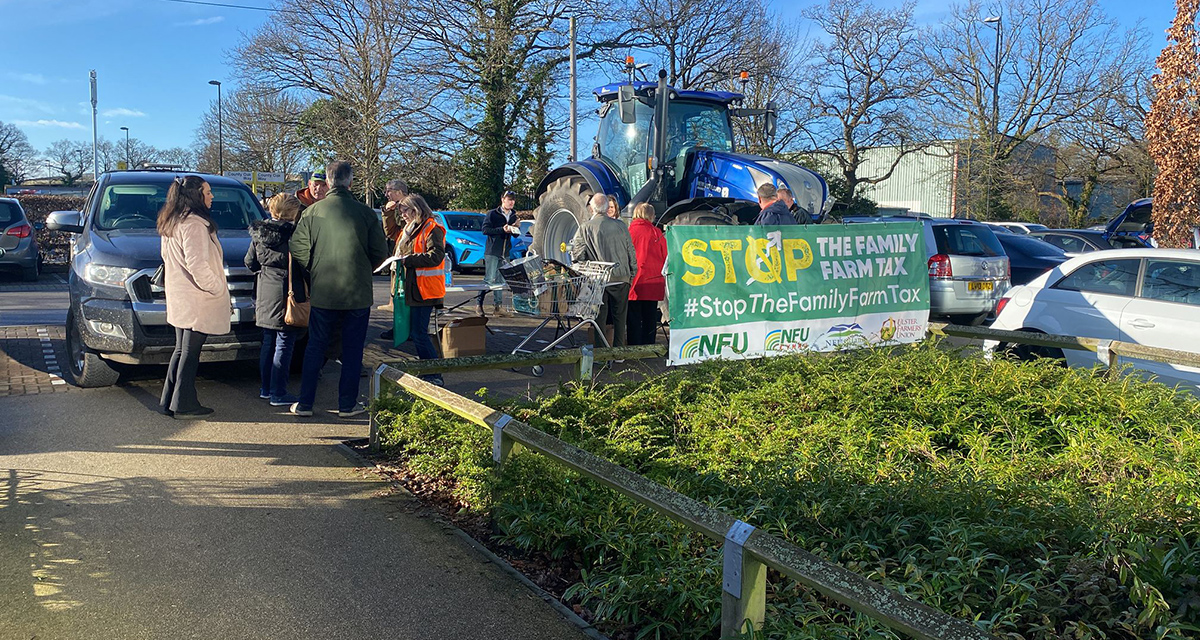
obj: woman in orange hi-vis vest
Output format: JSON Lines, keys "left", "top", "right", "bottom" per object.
{"left": 393, "top": 193, "right": 447, "bottom": 385}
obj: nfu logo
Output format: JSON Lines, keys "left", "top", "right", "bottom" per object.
{"left": 764, "top": 328, "right": 811, "bottom": 352}
{"left": 679, "top": 332, "right": 749, "bottom": 360}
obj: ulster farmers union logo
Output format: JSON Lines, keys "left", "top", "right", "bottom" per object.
{"left": 679, "top": 332, "right": 749, "bottom": 360}
{"left": 879, "top": 317, "right": 898, "bottom": 342}
{"left": 765, "top": 327, "right": 811, "bottom": 352}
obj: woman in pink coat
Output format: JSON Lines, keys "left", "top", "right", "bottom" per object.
{"left": 627, "top": 203, "right": 667, "bottom": 346}
{"left": 157, "top": 175, "right": 229, "bottom": 418}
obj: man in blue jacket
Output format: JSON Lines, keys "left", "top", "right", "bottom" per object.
{"left": 753, "top": 184, "right": 798, "bottom": 226}
{"left": 477, "top": 189, "right": 519, "bottom": 316}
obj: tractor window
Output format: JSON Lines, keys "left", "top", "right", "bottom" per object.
{"left": 664, "top": 101, "right": 734, "bottom": 158}
{"left": 598, "top": 100, "right": 653, "bottom": 195}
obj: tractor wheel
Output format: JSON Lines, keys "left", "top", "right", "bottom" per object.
{"left": 532, "top": 175, "right": 594, "bottom": 265}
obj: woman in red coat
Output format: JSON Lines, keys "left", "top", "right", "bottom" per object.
{"left": 627, "top": 203, "right": 667, "bottom": 345}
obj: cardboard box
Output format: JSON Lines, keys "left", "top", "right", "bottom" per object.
{"left": 439, "top": 316, "right": 488, "bottom": 357}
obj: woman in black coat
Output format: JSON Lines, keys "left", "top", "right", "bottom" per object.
{"left": 245, "top": 193, "right": 307, "bottom": 405}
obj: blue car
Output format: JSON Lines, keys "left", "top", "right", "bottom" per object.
{"left": 509, "top": 220, "right": 534, "bottom": 261}
{"left": 435, "top": 211, "right": 487, "bottom": 272}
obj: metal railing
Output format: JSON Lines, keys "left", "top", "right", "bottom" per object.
{"left": 927, "top": 321, "right": 1200, "bottom": 370}
{"left": 371, "top": 365, "right": 993, "bottom": 640}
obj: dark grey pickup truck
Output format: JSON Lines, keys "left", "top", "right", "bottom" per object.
{"left": 46, "top": 170, "right": 267, "bottom": 387}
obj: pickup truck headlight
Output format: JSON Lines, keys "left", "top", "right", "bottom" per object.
{"left": 454, "top": 237, "right": 482, "bottom": 247}
{"left": 82, "top": 264, "right": 138, "bottom": 288}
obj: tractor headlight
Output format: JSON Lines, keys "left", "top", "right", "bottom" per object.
{"left": 82, "top": 264, "right": 138, "bottom": 288}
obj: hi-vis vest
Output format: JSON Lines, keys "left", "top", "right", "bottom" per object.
{"left": 413, "top": 218, "right": 446, "bottom": 301}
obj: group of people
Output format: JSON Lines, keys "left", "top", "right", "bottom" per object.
{"left": 157, "top": 161, "right": 448, "bottom": 419}
{"left": 154, "top": 159, "right": 808, "bottom": 419}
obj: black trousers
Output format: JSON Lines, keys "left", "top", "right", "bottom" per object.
{"left": 626, "top": 300, "right": 662, "bottom": 346}
{"left": 598, "top": 282, "right": 631, "bottom": 347}
{"left": 160, "top": 327, "right": 208, "bottom": 413}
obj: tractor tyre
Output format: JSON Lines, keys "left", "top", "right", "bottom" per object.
{"left": 532, "top": 175, "right": 594, "bottom": 265}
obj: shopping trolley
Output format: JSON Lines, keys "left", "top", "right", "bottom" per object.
{"left": 500, "top": 256, "right": 615, "bottom": 376}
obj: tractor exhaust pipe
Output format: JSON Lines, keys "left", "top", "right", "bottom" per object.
{"left": 628, "top": 69, "right": 670, "bottom": 213}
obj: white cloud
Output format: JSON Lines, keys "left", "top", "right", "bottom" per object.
{"left": 6, "top": 72, "right": 48, "bottom": 85}
{"left": 0, "top": 94, "right": 56, "bottom": 114}
{"left": 102, "top": 107, "right": 147, "bottom": 118}
{"left": 13, "top": 119, "right": 86, "bottom": 130}
{"left": 176, "top": 16, "right": 224, "bottom": 26}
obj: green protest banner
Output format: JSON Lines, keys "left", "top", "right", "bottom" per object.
{"left": 665, "top": 222, "right": 929, "bottom": 365}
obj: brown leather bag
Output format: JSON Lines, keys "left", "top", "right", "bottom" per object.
{"left": 284, "top": 253, "right": 310, "bottom": 328}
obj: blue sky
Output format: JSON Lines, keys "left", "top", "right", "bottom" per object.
{"left": 0, "top": 0, "right": 1177, "bottom": 161}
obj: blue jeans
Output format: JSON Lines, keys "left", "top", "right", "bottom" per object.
{"left": 409, "top": 305, "right": 438, "bottom": 361}
{"left": 476, "top": 254, "right": 504, "bottom": 307}
{"left": 297, "top": 307, "right": 370, "bottom": 411}
{"left": 259, "top": 327, "right": 300, "bottom": 399}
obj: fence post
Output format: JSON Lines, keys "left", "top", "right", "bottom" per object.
{"left": 721, "top": 520, "right": 766, "bottom": 638}
{"left": 369, "top": 364, "right": 388, "bottom": 452}
{"left": 1097, "top": 340, "right": 1118, "bottom": 378}
{"left": 579, "top": 343, "right": 594, "bottom": 381}
{"left": 491, "top": 413, "right": 517, "bottom": 466}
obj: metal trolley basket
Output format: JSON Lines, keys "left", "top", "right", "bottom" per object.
{"left": 500, "top": 256, "right": 615, "bottom": 376}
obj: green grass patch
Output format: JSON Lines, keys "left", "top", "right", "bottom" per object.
{"left": 375, "top": 342, "right": 1200, "bottom": 639}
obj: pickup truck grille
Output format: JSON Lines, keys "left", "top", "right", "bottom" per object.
{"left": 128, "top": 267, "right": 255, "bottom": 304}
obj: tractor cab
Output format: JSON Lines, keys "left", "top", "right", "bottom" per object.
{"left": 593, "top": 81, "right": 739, "bottom": 209}
{"left": 530, "top": 68, "right": 831, "bottom": 265}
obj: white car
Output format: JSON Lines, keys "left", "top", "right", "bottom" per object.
{"left": 988, "top": 248, "right": 1200, "bottom": 393}
{"left": 987, "top": 221, "right": 1049, "bottom": 235}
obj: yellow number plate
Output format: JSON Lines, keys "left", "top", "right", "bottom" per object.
{"left": 968, "top": 281, "right": 994, "bottom": 291}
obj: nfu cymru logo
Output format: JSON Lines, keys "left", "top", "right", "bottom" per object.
{"left": 679, "top": 332, "right": 749, "bottom": 360}
{"left": 764, "top": 328, "right": 811, "bottom": 352}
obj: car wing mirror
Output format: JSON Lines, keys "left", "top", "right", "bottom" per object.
{"left": 45, "top": 210, "right": 83, "bottom": 234}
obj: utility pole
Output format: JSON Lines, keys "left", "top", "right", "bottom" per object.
{"left": 569, "top": 16, "right": 577, "bottom": 162}
{"left": 90, "top": 71, "right": 99, "bottom": 181}
{"left": 209, "top": 80, "right": 224, "bottom": 174}
{"left": 983, "top": 15, "right": 1002, "bottom": 221}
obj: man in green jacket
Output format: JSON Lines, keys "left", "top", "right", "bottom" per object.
{"left": 289, "top": 160, "right": 389, "bottom": 418}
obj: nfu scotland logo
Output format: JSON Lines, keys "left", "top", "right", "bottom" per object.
{"left": 679, "top": 332, "right": 749, "bottom": 360}
{"left": 765, "top": 328, "right": 811, "bottom": 352}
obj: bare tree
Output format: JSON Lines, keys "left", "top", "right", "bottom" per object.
{"left": 798, "top": 0, "right": 930, "bottom": 202}
{"left": 44, "top": 140, "right": 90, "bottom": 185}
{"left": 411, "top": 0, "right": 627, "bottom": 207}
{"left": 0, "top": 121, "right": 36, "bottom": 184}
{"left": 195, "top": 88, "right": 306, "bottom": 176}
{"left": 233, "top": 0, "right": 424, "bottom": 206}
{"left": 924, "top": 0, "right": 1145, "bottom": 218}
{"left": 158, "top": 147, "right": 197, "bottom": 171}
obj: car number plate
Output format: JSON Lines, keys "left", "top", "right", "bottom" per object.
{"left": 968, "top": 281, "right": 994, "bottom": 292}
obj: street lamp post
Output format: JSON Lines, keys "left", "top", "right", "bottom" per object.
{"left": 982, "top": 15, "right": 1002, "bottom": 221}
{"left": 120, "top": 126, "right": 130, "bottom": 169}
{"left": 209, "top": 80, "right": 223, "bottom": 174}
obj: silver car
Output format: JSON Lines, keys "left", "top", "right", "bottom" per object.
{"left": 844, "top": 216, "right": 1010, "bottom": 324}
{"left": 0, "top": 197, "right": 41, "bottom": 281}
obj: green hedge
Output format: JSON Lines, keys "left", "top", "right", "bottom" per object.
{"left": 375, "top": 343, "right": 1200, "bottom": 639}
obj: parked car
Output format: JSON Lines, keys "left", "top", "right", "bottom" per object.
{"left": 995, "top": 233, "right": 1068, "bottom": 285}
{"left": 1030, "top": 229, "right": 1150, "bottom": 255}
{"left": 1104, "top": 198, "right": 1154, "bottom": 246}
{"left": 509, "top": 219, "right": 534, "bottom": 260}
{"left": 987, "top": 221, "right": 1049, "bottom": 235}
{"left": 45, "top": 170, "right": 267, "bottom": 387}
{"left": 843, "top": 216, "right": 1010, "bottom": 324}
{"left": 434, "top": 210, "right": 487, "bottom": 272}
{"left": 0, "top": 197, "right": 41, "bottom": 281}
{"left": 988, "top": 248, "right": 1200, "bottom": 394}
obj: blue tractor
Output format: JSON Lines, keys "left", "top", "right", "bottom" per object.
{"left": 531, "top": 68, "right": 833, "bottom": 263}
